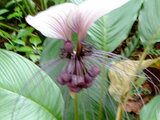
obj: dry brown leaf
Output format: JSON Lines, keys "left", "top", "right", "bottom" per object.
{"left": 108, "top": 59, "right": 159, "bottom": 102}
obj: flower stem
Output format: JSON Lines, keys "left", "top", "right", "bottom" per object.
{"left": 98, "top": 66, "right": 105, "bottom": 120}
{"left": 14, "top": 0, "right": 27, "bottom": 16}
{"left": 74, "top": 93, "right": 79, "bottom": 120}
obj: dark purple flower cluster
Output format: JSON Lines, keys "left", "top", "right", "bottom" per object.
{"left": 56, "top": 40, "right": 100, "bottom": 92}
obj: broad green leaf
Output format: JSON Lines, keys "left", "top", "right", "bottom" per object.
{"left": 91, "top": 0, "right": 141, "bottom": 52}
{"left": 40, "top": 38, "right": 63, "bottom": 65}
{"left": 0, "top": 49, "right": 64, "bottom": 120}
{"left": 40, "top": 38, "right": 66, "bottom": 78}
{"left": 17, "top": 46, "right": 34, "bottom": 52}
{"left": 140, "top": 95, "right": 160, "bottom": 120}
{"left": 30, "top": 36, "right": 42, "bottom": 46}
{"left": 139, "top": 0, "right": 160, "bottom": 48}
{"left": 122, "top": 33, "right": 139, "bottom": 58}
{"left": 71, "top": 0, "right": 141, "bottom": 52}
{"left": 0, "top": 9, "right": 9, "bottom": 15}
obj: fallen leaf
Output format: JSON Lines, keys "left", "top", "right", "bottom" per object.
{"left": 108, "top": 59, "right": 159, "bottom": 102}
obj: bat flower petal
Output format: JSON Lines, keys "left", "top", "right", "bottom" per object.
{"left": 68, "top": 0, "right": 129, "bottom": 42}
{"left": 26, "top": 3, "right": 77, "bottom": 41}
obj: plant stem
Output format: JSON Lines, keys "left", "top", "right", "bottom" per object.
{"left": 116, "top": 103, "right": 124, "bottom": 120}
{"left": 14, "top": 0, "right": 27, "bottom": 16}
{"left": 32, "top": 0, "right": 42, "bottom": 10}
{"left": 25, "top": 0, "right": 37, "bottom": 15}
{"left": 0, "top": 22, "right": 38, "bottom": 38}
{"left": 74, "top": 93, "right": 79, "bottom": 120}
{"left": 22, "top": 0, "right": 32, "bottom": 15}
{"left": 139, "top": 47, "right": 149, "bottom": 65}
{"left": 98, "top": 66, "right": 105, "bottom": 120}
{"left": 0, "top": 23, "right": 19, "bottom": 32}
{"left": 40, "top": 0, "right": 47, "bottom": 10}
{"left": 81, "top": 92, "right": 87, "bottom": 120}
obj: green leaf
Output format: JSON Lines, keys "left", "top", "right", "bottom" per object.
{"left": 40, "top": 38, "right": 63, "bottom": 65}
{"left": 5, "top": 0, "right": 15, "bottom": 8}
{"left": 139, "top": 0, "right": 160, "bottom": 48}
{"left": 54, "top": 0, "right": 66, "bottom": 4}
{"left": 40, "top": 38, "right": 66, "bottom": 78}
{"left": 0, "top": 9, "right": 9, "bottom": 15}
{"left": 86, "top": 0, "right": 141, "bottom": 52}
{"left": 29, "top": 54, "right": 40, "bottom": 63}
{"left": 18, "top": 23, "right": 27, "bottom": 28}
{"left": 11, "top": 32, "right": 17, "bottom": 40}
{"left": 5, "top": 0, "right": 22, "bottom": 8}
{"left": 4, "top": 42, "right": 15, "bottom": 50}
{"left": 135, "top": 72, "right": 146, "bottom": 87}
{"left": 30, "top": 37, "right": 42, "bottom": 46}
{"left": 140, "top": 95, "right": 160, "bottom": 120}
{"left": 7, "top": 12, "right": 20, "bottom": 19}
{"left": 150, "top": 49, "right": 160, "bottom": 56}
{"left": 122, "top": 33, "right": 139, "bottom": 58}
{"left": 0, "top": 29, "right": 11, "bottom": 40}
{"left": 0, "top": 49, "right": 64, "bottom": 120}
{"left": 12, "top": 39, "right": 26, "bottom": 45}
{"left": 17, "top": 46, "right": 34, "bottom": 52}
{"left": 17, "top": 28, "right": 34, "bottom": 38}
{"left": 0, "top": 16, "right": 5, "bottom": 20}
{"left": 37, "top": 46, "right": 43, "bottom": 50}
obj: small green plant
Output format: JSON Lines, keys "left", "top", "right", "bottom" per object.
{"left": 3, "top": 27, "right": 42, "bottom": 63}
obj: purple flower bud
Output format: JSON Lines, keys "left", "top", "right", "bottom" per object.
{"left": 56, "top": 76, "right": 65, "bottom": 85}
{"left": 71, "top": 75, "right": 78, "bottom": 85}
{"left": 85, "top": 73, "right": 93, "bottom": 83}
{"left": 60, "top": 71, "right": 71, "bottom": 82}
{"left": 89, "top": 66, "right": 101, "bottom": 77}
{"left": 67, "top": 82, "right": 76, "bottom": 88}
{"left": 64, "top": 40, "right": 74, "bottom": 52}
{"left": 77, "top": 75, "right": 85, "bottom": 85}
{"left": 66, "top": 56, "right": 75, "bottom": 74}
{"left": 70, "top": 87, "right": 82, "bottom": 93}
{"left": 83, "top": 81, "right": 94, "bottom": 88}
